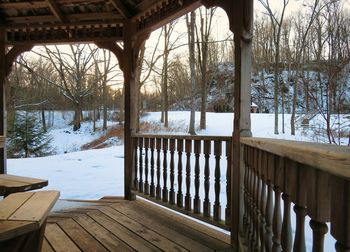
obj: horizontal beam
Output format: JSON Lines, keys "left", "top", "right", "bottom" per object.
{"left": 132, "top": 133, "right": 231, "bottom": 142}
{"left": 7, "top": 36, "right": 123, "bottom": 47}
{"left": 0, "top": 0, "right": 105, "bottom": 9}
{"left": 6, "top": 21, "right": 123, "bottom": 31}
{"left": 6, "top": 26, "right": 124, "bottom": 46}
{"left": 5, "top": 12, "right": 123, "bottom": 24}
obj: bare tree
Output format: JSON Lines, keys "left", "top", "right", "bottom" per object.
{"left": 290, "top": 0, "right": 325, "bottom": 135}
{"left": 36, "top": 45, "right": 99, "bottom": 131}
{"left": 187, "top": 11, "right": 197, "bottom": 135}
{"left": 195, "top": 7, "right": 216, "bottom": 130}
{"left": 89, "top": 47, "right": 120, "bottom": 130}
{"left": 259, "top": 0, "right": 289, "bottom": 134}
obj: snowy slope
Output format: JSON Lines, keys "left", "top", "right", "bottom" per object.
{"left": 6, "top": 111, "right": 347, "bottom": 251}
{"left": 8, "top": 146, "right": 124, "bottom": 199}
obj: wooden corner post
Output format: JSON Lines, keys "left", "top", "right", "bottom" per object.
{"left": 231, "top": 0, "right": 253, "bottom": 249}
{"left": 0, "top": 28, "right": 6, "bottom": 174}
{"left": 122, "top": 22, "right": 149, "bottom": 200}
{"left": 123, "top": 21, "right": 137, "bottom": 200}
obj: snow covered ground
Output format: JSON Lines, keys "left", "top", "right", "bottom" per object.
{"left": 7, "top": 110, "right": 347, "bottom": 251}
{"left": 8, "top": 110, "right": 349, "bottom": 198}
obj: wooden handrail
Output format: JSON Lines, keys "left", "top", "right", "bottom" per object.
{"left": 241, "top": 137, "right": 350, "bottom": 179}
{"left": 240, "top": 137, "right": 350, "bottom": 251}
{"left": 132, "top": 133, "right": 231, "bottom": 142}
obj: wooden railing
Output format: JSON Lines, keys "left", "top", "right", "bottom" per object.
{"left": 131, "top": 133, "right": 232, "bottom": 230}
{"left": 240, "top": 137, "right": 350, "bottom": 252}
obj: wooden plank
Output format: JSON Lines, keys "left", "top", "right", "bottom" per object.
{"left": 0, "top": 178, "right": 28, "bottom": 188}
{"left": 0, "top": 192, "right": 34, "bottom": 220}
{"left": 57, "top": 218, "right": 108, "bottom": 252}
{"left": 0, "top": 174, "right": 47, "bottom": 184}
{"left": 241, "top": 137, "right": 350, "bottom": 179}
{"left": 42, "top": 238, "right": 55, "bottom": 252}
{"left": 87, "top": 210, "right": 161, "bottom": 252}
{"left": 0, "top": 174, "right": 48, "bottom": 196}
{"left": 100, "top": 206, "right": 188, "bottom": 252}
{"left": 9, "top": 191, "right": 59, "bottom": 225}
{"left": 0, "top": 220, "right": 37, "bottom": 242}
{"left": 44, "top": 223, "right": 81, "bottom": 252}
{"left": 113, "top": 202, "right": 217, "bottom": 251}
{"left": 72, "top": 214, "right": 133, "bottom": 251}
{"left": 135, "top": 199, "right": 231, "bottom": 245}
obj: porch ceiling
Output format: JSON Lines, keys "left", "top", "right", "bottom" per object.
{"left": 0, "top": 0, "right": 202, "bottom": 45}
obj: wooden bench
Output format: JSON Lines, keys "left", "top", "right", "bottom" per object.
{"left": 0, "top": 190, "right": 59, "bottom": 252}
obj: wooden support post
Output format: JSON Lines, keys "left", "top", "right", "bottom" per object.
{"left": 123, "top": 22, "right": 138, "bottom": 200}
{"left": 0, "top": 28, "right": 6, "bottom": 174}
{"left": 231, "top": 0, "right": 253, "bottom": 248}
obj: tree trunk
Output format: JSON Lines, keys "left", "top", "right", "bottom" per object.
{"left": 187, "top": 12, "right": 196, "bottom": 135}
{"left": 291, "top": 74, "right": 297, "bottom": 135}
{"left": 119, "top": 85, "right": 124, "bottom": 125}
{"left": 41, "top": 109, "right": 46, "bottom": 132}
{"left": 93, "top": 108, "right": 96, "bottom": 132}
{"left": 162, "top": 25, "right": 169, "bottom": 128}
{"left": 102, "top": 81, "right": 107, "bottom": 130}
{"left": 73, "top": 103, "right": 82, "bottom": 131}
{"left": 274, "top": 49, "right": 279, "bottom": 135}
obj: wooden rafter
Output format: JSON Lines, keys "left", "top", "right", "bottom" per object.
{"left": 110, "top": 0, "right": 130, "bottom": 18}
{"left": 46, "top": 0, "right": 66, "bottom": 23}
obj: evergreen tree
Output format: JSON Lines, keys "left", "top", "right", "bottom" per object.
{"left": 7, "top": 112, "right": 53, "bottom": 158}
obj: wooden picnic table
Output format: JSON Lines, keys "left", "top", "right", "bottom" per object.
{"left": 0, "top": 174, "right": 48, "bottom": 197}
{"left": 0, "top": 190, "right": 60, "bottom": 252}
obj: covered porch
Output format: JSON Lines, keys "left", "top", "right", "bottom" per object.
{"left": 0, "top": 0, "right": 349, "bottom": 252}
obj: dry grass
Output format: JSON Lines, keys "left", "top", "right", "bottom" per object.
{"left": 81, "top": 121, "right": 187, "bottom": 150}
{"left": 81, "top": 125, "right": 124, "bottom": 150}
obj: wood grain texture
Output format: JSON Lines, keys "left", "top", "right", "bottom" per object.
{"left": 9, "top": 191, "right": 59, "bottom": 225}
{"left": 45, "top": 198, "right": 232, "bottom": 251}
{"left": 241, "top": 137, "right": 350, "bottom": 179}
{"left": 0, "top": 192, "right": 34, "bottom": 220}
{"left": 100, "top": 206, "right": 188, "bottom": 252}
{"left": 0, "top": 174, "right": 48, "bottom": 196}
{"left": 45, "top": 223, "right": 81, "bottom": 252}
{"left": 57, "top": 218, "right": 108, "bottom": 252}
{"left": 0, "top": 221, "right": 37, "bottom": 242}
{"left": 0, "top": 191, "right": 59, "bottom": 243}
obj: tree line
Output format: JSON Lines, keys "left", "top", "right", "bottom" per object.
{"left": 5, "top": 1, "right": 349, "bottom": 144}
{"left": 253, "top": 0, "right": 349, "bottom": 143}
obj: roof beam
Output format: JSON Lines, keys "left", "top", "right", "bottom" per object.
{"left": 6, "top": 12, "right": 123, "bottom": 25}
{"left": 0, "top": 0, "right": 105, "bottom": 10}
{"left": 46, "top": 0, "right": 66, "bottom": 22}
{"left": 109, "top": 0, "right": 130, "bottom": 18}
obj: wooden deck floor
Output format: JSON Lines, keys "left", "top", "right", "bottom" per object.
{"left": 42, "top": 197, "right": 233, "bottom": 252}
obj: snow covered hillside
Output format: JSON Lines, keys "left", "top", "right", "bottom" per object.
{"left": 7, "top": 110, "right": 349, "bottom": 200}
{"left": 7, "top": 110, "right": 345, "bottom": 251}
